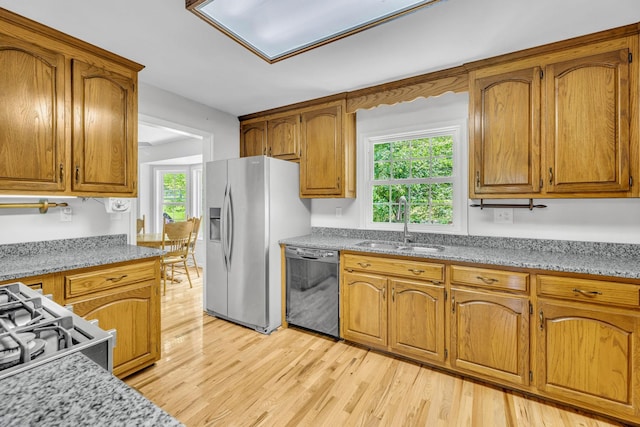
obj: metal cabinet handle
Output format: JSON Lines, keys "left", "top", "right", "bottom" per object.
{"left": 549, "top": 167, "right": 553, "bottom": 185}
{"left": 106, "top": 275, "right": 128, "bottom": 282}
{"left": 572, "top": 288, "right": 602, "bottom": 297}
{"left": 476, "top": 276, "right": 498, "bottom": 284}
{"left": 476, "top": 171, "right": 480, "bottom": 188}
{"left": 391, "top": 287, "right": 395, "bottom": 302}
{"left": 75, "top": 165, "right": 80, "bottom": 183}
{"left": 408, "top": 268, "right": 425, "bottom": 275}
{"left": 59, "top": 164, "right": 64, "bottom": 181}
{"left": 539, "top": 310, "right": 544, "bottom": 331}
{"left": 357, "top": 262, "right": 371, "bottom": 268}
{"left": 382, "top": 287, "right": 386, "bottom": 300}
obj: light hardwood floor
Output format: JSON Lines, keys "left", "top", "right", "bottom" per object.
{"left": 124, "top": 268, "right": 623, "bottom": 427}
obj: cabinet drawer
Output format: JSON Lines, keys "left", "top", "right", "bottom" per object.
{"left": 450, "top": 265, "right": 529, "bottom": 293}
{"left": 537, "top": 275, "right": 640, "bottom": 307}
{"left": 344, "top": 254, "right": 444, "bottom": 282}
{"left": 65, "top": 260, "right": 156, "bottom": 299}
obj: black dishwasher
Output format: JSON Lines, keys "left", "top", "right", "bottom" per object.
{"left": 285, "top": 246, "right": 339, "bottom": 339}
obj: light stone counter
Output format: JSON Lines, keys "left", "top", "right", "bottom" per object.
{"left": 0, "top": 352, "right": 182, "bottom": 427}
{"left": 281, "top": 228, "right": 640, "bottom": 279}
{"left": 0, "top": 235, "right": 163, "bottom": 282}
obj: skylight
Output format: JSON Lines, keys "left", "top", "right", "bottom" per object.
{"left": 186, "top": 0, "right": 445, "bottom": 63}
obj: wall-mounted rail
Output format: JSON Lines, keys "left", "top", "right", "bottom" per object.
{"left": 470, "top": 199, "right": 547, "bottom": 210}
{"left": 0, "top": 199, "right": 69, "bottom": 214}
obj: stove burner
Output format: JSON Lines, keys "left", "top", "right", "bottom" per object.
{"left": 0, "top": 282, "right": 114, "bottom": 379}
{"left": 0, "top": 338, "right": 46, "bottom": 369}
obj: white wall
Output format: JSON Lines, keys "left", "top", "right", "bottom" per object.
{"left": 311, "top": 92, "right": 640, "bottom": 244}
{"left": 0, "top": 83, "right": 239, "bottom": 246}
{"left": 0, "top": 197, "right": 131, "bottom": 245}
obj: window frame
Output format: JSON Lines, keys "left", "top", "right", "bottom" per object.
{"left": 153, "top": 164, "right": 202, "bottom": 232}
{"left": 362, "top": 120, "right": 468, "bottom": 234}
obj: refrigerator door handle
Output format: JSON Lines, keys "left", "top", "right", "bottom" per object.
{"left": 221, "top": 184, "right": 230, "bottom": 271}
{"left": 227, "top": 187, "right": 234, "bottom": 267}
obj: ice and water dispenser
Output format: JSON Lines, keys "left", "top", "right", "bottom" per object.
{"left": 209, "top": 207, "right": 221, "bottom": 241}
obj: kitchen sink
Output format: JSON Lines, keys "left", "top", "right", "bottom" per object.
{"left": 355, "top": 241, "right": 444, "bottom": 253}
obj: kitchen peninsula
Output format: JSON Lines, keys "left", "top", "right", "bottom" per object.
{"left": 0, "top": 235, "right": 163, "bottom": 378}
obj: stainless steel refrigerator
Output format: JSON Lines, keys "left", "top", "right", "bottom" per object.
{"left": 205, "top": 156, "right": 311, "bottom": 334}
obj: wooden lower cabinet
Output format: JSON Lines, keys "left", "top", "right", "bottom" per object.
{"left": 450, "top": 288, "right": 530, "bottom": 386}
{"left": 342, "top": 271, "right": 387, "bottom": 349}
{"left": 536, "top": 299, "right": 640, "bottom": 420}
{"left": 341, "top": 255, "right": 446, "bottom": 364}
{"left": 338, "top": 252, "right": 640, "bottom": 424}
{"left": 70, "top": 281, "right": 159, "bottom": 378}
{"left": 63, "top": 259, "right": 161, "bottom": 378}
{"left": 389, "top": 278, "right": 446, "bottom": 364}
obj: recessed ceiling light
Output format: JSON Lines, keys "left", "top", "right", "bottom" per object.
{"left": 186, "top": 0, "right": 445, "bottom": 63}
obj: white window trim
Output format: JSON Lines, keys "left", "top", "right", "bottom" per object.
{"left": 359, "top": 119, "right": 468, "bottom": 235}
{"left": 153, "top": 165, "right": 202, "bottom": 232}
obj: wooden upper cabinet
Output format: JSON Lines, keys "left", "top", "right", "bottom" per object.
{"left": 469, "top": 36, "right": 637, "bottom": 199}
{"left": 300, "top": 106, "right": 342, "bottom": 196}
{"left": 471, "top": 67, "right": 541, "bottom": 196}
{"left": 0, "top": 8, "right": 143, "bottom": 196}
{"left": 72, "top": 60, "right": 136, "bottom": 195}
{"left": 240, "top": 121, "right": 266, "bottom": 157}
{"left": 300, "top": 103, "right": 356, "bottom": 198}
{"left": 545, "top": 49, "right": 631, "bottom": 193}
{"left": 0, "top": 35, "right": 65, "bottom": 192}
{"left": 267, "top": 115, "right": 300, "bottom": 160}
{"left": 239, "top": 96, "right": 356, "bottom": 198}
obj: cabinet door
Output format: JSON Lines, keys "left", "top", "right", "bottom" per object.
{"left": 537, "top": 300, "right": 640, "bottom": 419}
{"left": 470, "top": 67, "right": 541, "bottom": 196}
{"left": 544, "top": 48, "right": 631, "bottom": 193}
{"left": 71, "top": 59, "right": 136, "bottom": 195}
{"left": 240, "top": 121, "right": 266, "bottom": 157}
{"left": 0, "top": 35, "right": 65, "bottom": 192}
{"left": 342, "top": 271, "right": 387, "bottom": 349}
{"left": 267, "top": 115, "right": 300, "bottom": 160}
{"left": 300, "top": 105, "right": 343, "bottom": 197}
{"left": 70, "top": 281, "right": 160, "bottom": 378}
{"left": 450, "top": 288, "right": 530, "bottom": 386}
{"left": 389, "top": 278, "right": 445, "bottom": 364}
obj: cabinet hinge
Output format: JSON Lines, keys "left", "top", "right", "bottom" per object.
{"left": 629, "top": 52, "right": 633, "bottom": 63}
{"left": 445, "top": 349, "right": 448, "bottom": 359}
{"left": 529, "top": 371, "right": 533, "bottom": 382}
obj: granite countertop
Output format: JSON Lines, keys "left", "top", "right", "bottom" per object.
{"left": 0, "top": 235, "right": 163, "bottom": 282}
{"left": 281, "top": 229, "right": 640, "bottom": 279}
{"left": 0, "top": 352, "right": 183, "bottom": 427}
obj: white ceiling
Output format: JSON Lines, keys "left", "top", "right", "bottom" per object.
{"left": 1, "top": 0, "right": 640, "bottom": 118}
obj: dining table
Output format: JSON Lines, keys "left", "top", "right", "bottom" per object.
{"left": 136, "top": 233, "right": 183, "bottom": 283}
{"left": 136, "top": 233, "right": 165, "bottom": 248}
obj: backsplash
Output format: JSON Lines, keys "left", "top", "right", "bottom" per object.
{"left": 311, "top": 227, "right": 640, "bottom": 258}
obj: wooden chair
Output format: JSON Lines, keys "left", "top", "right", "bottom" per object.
{"left": 187, "top": 216, "right": 202, "bottom": 277}
{"left": 136, "top": 214, "right": 145, "bottom": 234}
{"left": 161, "top": 220, "right": 194, "bottom": 295}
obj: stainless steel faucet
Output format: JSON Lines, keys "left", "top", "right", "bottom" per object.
{"left": 396, "top": 196, "right": 412, "bottom": 244}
